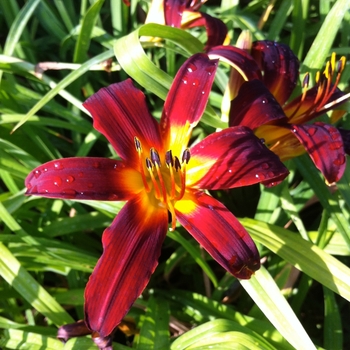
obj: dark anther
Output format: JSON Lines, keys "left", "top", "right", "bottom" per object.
{"left": 146, "top": 158, "right": 153, "bottom": 170}
{"left": 134, "top": 137, "right": 142, "bottom": 151}
{"left": 174, "top": 156, "right": 181, "bottom": 171}
{"left": 182, "top": 149, "right": 191, "bottom": 164}
{"left": 150, "top": 148, "right": 161, "bottom": 166}
{"left": 337, "top": 59, "right": 344, "bottom": 73}
{"left": 165, "top": 150, "right": 174, "bottom": 167}
{"left": 303, "top": 73, "right": 309, "bottom": 88}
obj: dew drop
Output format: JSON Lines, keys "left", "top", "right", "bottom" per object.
{"left": 267, "top": 171, "right": 275, "bottom": 178}
{"left": 54, "top": 161, "right": 64, "bottom": 170}
{"left": 261, "top": 163, "right": 270, "bottom": 170}
{"left": 182, "top": 77, "right": 188, "bottom": 84}
{"left": 329, "top": 141, "right": 343, "bottom": 150}
{"left": 77, "top": 172, "right": 84, "bottom": 178}
{"left": 26, "top": 183, "right": 32, "bottom": 190}
{"left": 53, "top": 176, "right": 62, "bottom": 186}
{"left": 187, "top": 63, "right": 197, "bottom": 73}
{"left": 108, "top": 194, "right": 119, "bottom": 200}
{"left": 34, "top": 169, "right": 41, "bottom": 178}
{"left": 205, "top": 65, "right": 216, "bottom": 75}
{"left": 87, "top": 182, "right": 94, "bottom": 188}
{"left": 43, "top": 168, "right": 48, "bottom": 172}
{"left": 93, "top": 161, "right": 101, "bottom": 169}
{"left": 65, "top": 175, "right": 75, "bottom": 183}
{"left": 333, "top": 154, "right": 345, "bottom": 166}
{"left": 307, "top": 127, "right": 317, "bottom": 136}
{"left": 228, "top": 169, "right": 232, "bottom": 173}
{"left": 261, "top": 98, "right": 268, "bottom": 104}
{"left": 192, "top": 79, "right": 199, "bottom": 86}
{"left": 62, "top": 189, "right": 77, "bottom": 197}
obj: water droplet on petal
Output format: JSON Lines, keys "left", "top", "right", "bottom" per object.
{"left": 62, "top": 189, "right": 77, "bottom": 197}
{"left": 53, "top": 176, "right": 62, "bottom": 186}
{"left": 182, "top": 77, "right": 188, "bottom": 84}
{"left": 87, "top": 183, "right": 94, "bottom": 188}
{"left": 34, "top": 170, "right": 41, "bottom": 178}
{"left": 307, "top": 127, "right": 316, "bottom": 136}
{"left": 192, "top": 79, "right": 199, "bottom": 86}
{"left": 108, "top": 194, "right": 119, "bottom": 200}
{"left": 261, "top": 98, "right": 268, "bottom": 104}
{"left": 228, "top": 169, "right": 232, "bottom": 173}
{"left": 333, "top": 154, "right": 345, "bottom": 166}
{"left": 54, "top": 161, "right": 64, "bottom": 170}
{"left": 187, "top": 63, "right": 197, "bottom": 73}
{"left": 93, "top": 161, "right": 101, "bottom": 168}
{"left": 329, "top": 141, "right": 343, "bottom": 150}
{"left": 26, "top": 183, "right": 32, "bottom": 190}
{"left": 78, "top": 172, "right": 84, "bottom": 178}
{"left": 261, "top": 163, "right": 270, "bottom": 170}
{"left": 65, "top": 175, "right": 75, "bottom": 183}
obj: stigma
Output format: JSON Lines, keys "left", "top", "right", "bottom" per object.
{"left": 134, "top": 137, "right": 191, "bottom": 231}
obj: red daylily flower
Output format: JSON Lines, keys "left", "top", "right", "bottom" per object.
{"left": 209, "top": 41, "right": 350, "bottom": 184}
{"left": 145, "top": 0, "right": 228, "bottom": 49}
{"left": 25, "top": 54, "right": 288, "bottom": 340}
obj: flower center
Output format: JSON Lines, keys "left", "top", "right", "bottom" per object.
{"left": 134, "top": 137, "right": 190, "bottom": 231}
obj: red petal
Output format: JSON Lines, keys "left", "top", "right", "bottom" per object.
{"left": 160, "top": 53, "right": 218, "bottom": 149}
{"left": 292, "top": 122, "right": 346, "bottom": 184}
{"left": 83, "top": 80, "right": 163, "bottom": 168}
{"left": 251, "top": 40, "right": 299, "bottom": 105}
{"left": 208, "top": 45, "right": 262, "bottom": 81}
{"left": 85, "top": 194, "right": 168, "bottom": 337}
{"left": 164, "top": 0, "right": 187, "bottom": 27}
{"left": 185, "top": 12, "right": 228, "bottom": 50}
{"left": 187, "top": 126, "right": 289, "bottom": 189}
{"left": 175, "top": 191, "right": 260, "bottom": 279}
{"left": 25, "top": 158, "right": 142, "bottom": 200}
{"left": 229, "top": 80, "right": 287, "bottom": 129}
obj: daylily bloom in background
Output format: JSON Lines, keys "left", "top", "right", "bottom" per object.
{"left": 145, "top": 0, "right": 229, "bottom": 49}
{"left": 209, "top": 40, "right": 350, "bottom": 184}
{"left": 25, "top": 53, "right": 288, "bottom": 343}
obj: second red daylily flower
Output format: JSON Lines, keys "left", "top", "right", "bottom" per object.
{"left": 25, "top": 53, "right": 288, "bottom": 339}
{"left": 145, "top": 0, "right": 229, "bottom": 49}
{"left": 209, "top": 41, "right": 350, "bottom": 184}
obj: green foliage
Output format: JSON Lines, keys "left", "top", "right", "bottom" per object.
{"left": 0, "top": 0, "right": 349, "bottom": 349}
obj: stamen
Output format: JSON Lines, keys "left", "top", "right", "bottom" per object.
{"left": 167, "top": 200, "right": 177, "bottom": 231}
{"left": 166, "top": 151, "right": 175, "bottom": 198}
{"left": 174, "top": 156, "right": 181, "bottom": 171}
{"left": 182, "top": 148, "right": 191, "bottom": 164}
{"left": 154, "top": 161, "right": 168, "bottom": 203}
{"left": 177, "top": 149, "right": 190, "bottom": 200}
{"left": 134, "top": 137, "right": 150, "bottom": 192}
{"left": 150, "top": 148, "right": 161, "bottom": 167}
{"left": 146, "top": 157, "right": 161, "bottom": 199}
{"left": 134, "top": 136, "right": 142, "bottom": 152}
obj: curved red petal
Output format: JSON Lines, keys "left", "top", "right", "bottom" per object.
{"left": 25, "top": 158, "right": 142, "bottom": 200}
{"left": 251, "top": 40, "right": 299, "bottom": 105}
{"left": 164, "top": 0, "right": 187, "bottom": 27}
{"left": 85, "top": 194, "right": 168, "bottom": 337}
{"left": 187, "top": 126, "right": 289, "bottom": 189}
{"left": 208, "top": 45, "right": 262, "bottom": 81}
{"left": 160, "top": 53, "right": 218, "bottom": 149}
{"left": 83, "top": 80, "right": 162, "bottom": 168}
{"left": 175, "top": 191, "right": 260, "bottom": 279}
{"left": 292, "top": 122, "right": 346, "bottom": 184}
{"left": 229, "top": 80, "right": 287, "bottom": 129}
{"left": 185, "top": 12, "right": 228, "bottom": 50}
